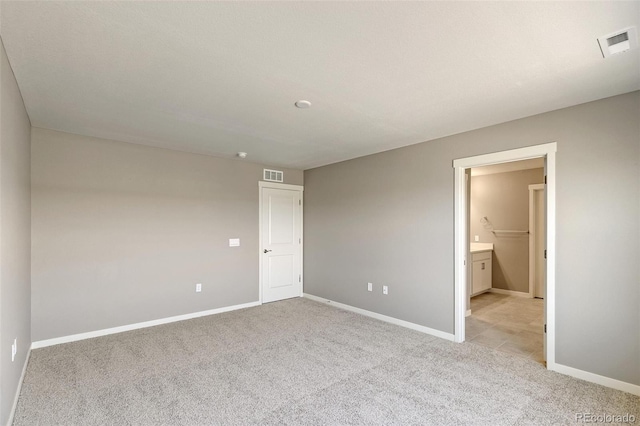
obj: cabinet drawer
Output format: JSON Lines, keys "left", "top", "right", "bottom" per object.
{"left": 472, "top": 251, "right": 491, "bottom": 262}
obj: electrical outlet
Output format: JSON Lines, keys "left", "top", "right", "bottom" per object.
{"left": 196, "top": 283, "right": 202, "bottom": 293}
{"left": 11, "top": 339, "right": 17, "bottom": 362}
{"left": 383, "top": 285, "right": 388, "bottom": 295}
{"left": 474, "top": 235, "right": 479, "bottom": 242}
{"left": 367, "top": 282, "right": 373, "bottom": 292}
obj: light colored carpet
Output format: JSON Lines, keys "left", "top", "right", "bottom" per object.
{"left": 14, "top": 298, "right": 639, "bottom": 425}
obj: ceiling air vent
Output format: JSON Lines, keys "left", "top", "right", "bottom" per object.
{"left": 598, "top": 26, "right": 638, "bottom": 58}
{"left": 263, "top": 169, "right": 283, "bottom": 183}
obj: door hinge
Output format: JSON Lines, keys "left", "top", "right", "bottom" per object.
{"left": 544, "top": 324, "right": 547, "bottom": 333}
{"left": 299, "top": 274, "right": 301, "bottom": 282}
{"left": 544, "top": 175, "right": 547, "bottom": 184}
{"left": 544, "top": 249, "right": 547, "bottom": 259}
{"left": 299, "top": 199, "right": 301, "bottom": 206}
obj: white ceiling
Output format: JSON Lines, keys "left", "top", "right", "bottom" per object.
{"left": 1, "top": 1, "right": 638, "bottom": 170}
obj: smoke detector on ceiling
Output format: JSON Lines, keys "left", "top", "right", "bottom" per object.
{"left": 295, "top": 100, "right": 311, "bottom": 109}
{"left": 598, "top": 26, "right": 638, "bottom": 58}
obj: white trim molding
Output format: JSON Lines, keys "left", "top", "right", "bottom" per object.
{"left": 453, "top": 142, "right": 557, "bottom": 369}
{"left": 31, "top": 301, "right": 261, "bottom": 349}
{"left": 552, "top": 363, "right": 640, "bottom": 397}
{"left": 303, "top": 293, "right": 455, "bottom": 342}
{"left": 258, "top": 181, "right": 304, "bottom": 192}
{"left": 489, "top": 288, "right": 531, "bottom": 298}
{"left": 6, "top": 346, "right": 31, "bottom": 426}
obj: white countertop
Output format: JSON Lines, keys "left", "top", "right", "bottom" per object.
{"left": 470, "top": 243, "right": 493, "bottom": 253}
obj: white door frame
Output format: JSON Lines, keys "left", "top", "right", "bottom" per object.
{"left": 258, "top": 181, "right": 304, "bottom": 304}
{"left": 528, "top": 183, "right": 545, "bottom": 298}
{"left": 453, "top": 142, "right": 557, "bottom": 369}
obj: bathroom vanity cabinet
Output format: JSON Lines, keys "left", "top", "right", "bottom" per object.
{"left": 471, "top": 249, "right": 492, "bottom": 296}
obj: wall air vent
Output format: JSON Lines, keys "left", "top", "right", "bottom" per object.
{"left": 263, "top": 169, "right": 284, "bottom": 182}
{"left": 598, "top": 26, "right": 638, "bottom": 58}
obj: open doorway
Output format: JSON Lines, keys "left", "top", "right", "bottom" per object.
{"left": 453, "top": 143, "right": 557, "bottom": 369}
{"left": 465, "top": 159, "right": 545, "bottom": 364}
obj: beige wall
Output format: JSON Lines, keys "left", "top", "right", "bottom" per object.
{"left": 31, "top": 128, "right": 302, "bottom": 342}
{"left": 304, "top": 91, "right": 640, "bottom": 386}
{"left": 0, "top": 40, "right": 31, "bottom": 425}
{"left": 470, "top": 168, "right": 544, "bottom": 293}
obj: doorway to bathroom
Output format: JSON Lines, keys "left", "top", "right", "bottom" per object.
{"left": 465, "top": 159, "right": 545, "bottom": 363}
{"left": 453, "top": 143, "right": 557, "bottom": 369}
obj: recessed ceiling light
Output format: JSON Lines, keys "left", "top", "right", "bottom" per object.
{"left": 295, "top": 100, "right": 311, "bottom": 109}
{"left": 237, "top": 152, "right": 247, "bottom": 159}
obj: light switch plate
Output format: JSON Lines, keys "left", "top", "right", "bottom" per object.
{"left": 229, "top": 238, "right": 240, "bottom": 247}
{"left": 367, "top": 282, "right": 373, "bottom": 292}
{"left": 383, "top": 285, "right": 388, "bottom": 295}
{"left": 474, "top": 235, "right": 479, "bottom": 242}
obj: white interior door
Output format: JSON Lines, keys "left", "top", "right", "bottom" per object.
{"left": 465, "top": 169, "right": 472, "bottom": 316}
{"left": 260, "top": 185, "right": 303, "bottom": 303}
{"left": 542, "top": 159, "right": 548, "bottom": 363}
{"left": 534, "top": 188, "right": 546, "bottom": 299}
{"left": 528, "top": 181, "right": 547, "bottom": 362}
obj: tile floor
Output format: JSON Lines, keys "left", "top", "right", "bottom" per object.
{"left": 466, "top": 292, "right": 545, "bottom": 364}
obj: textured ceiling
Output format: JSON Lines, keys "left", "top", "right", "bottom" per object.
{"left": 1, "top": 1, "right": 639, "bottom": 169}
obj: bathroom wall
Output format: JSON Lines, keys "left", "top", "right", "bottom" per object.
{"left": 470, "top": 168, "right": 544, "bottom": 293}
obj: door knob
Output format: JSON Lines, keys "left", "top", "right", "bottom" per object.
{"left": 264, "top": 249, "right": 272, "bottom": 253}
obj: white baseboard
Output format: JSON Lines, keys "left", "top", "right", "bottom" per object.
{"left": 6, "top": 346, "right": 31, "bottom": 426}
{"left": 550, "top": 362, "right": 640, "bottom": 396}
{"left": 303, "top": 293, "right": 455, "bottom": 342}
{"left": 31, "top": 301, "right": 261, "bottom": 349}
{"left": 489, "top": 288, "right": 531, "bottom": 298}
